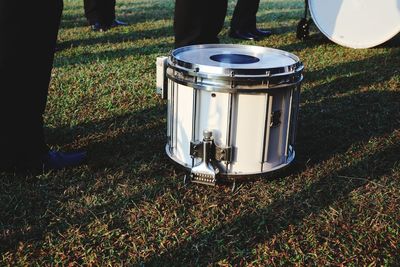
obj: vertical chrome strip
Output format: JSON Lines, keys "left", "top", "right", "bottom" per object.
{"left": 285, "top": 87, "right": 294, "bottom": 159}
{"left": 225, "top": 93, "right": 234, "bottom": 173}
{"left": 167, "top": 80, "right": 171, "bottom": 147}
{"left": 171, "top": 82, "right": 176, "bottom": 152}
{"left": 168, "top": 80, "right": 174, "bottom": 153}
{"left": 173, "top": 83, "right": 178, "bottom": 152}
{"left": 260, "top": 93, "right": 269, "bottom": 171}
{"left": 191, "top": 88, "right": 197, "bottom": 167}
{"left": 264, "top": 95, "right": 273, "bottom": 165}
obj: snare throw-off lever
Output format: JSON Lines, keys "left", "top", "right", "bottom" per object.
{"left": 186, "top": 130, "right": 220, "bottom": 186}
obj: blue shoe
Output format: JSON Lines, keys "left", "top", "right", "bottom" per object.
{"left": 43, "top": 150, "right": 87, "bottom": 170}
{"left": 111, "top": 19, "right": 128, "bottom": 28}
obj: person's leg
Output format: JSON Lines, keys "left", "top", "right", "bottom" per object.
{"left": 174, "top": 0, "right": 227, "bottom": 48}
{"left": 84, "top": 0, "right": 126, "bottom": 31}
{"left": 83, "top": 0, "right": 99, "bottom": 25}
{"left": 230, "top": 0, "right": 259, "bottom": 31}
{"left": 229, "top": 0, "right": 271, "bottom": 39}
{"left": 102, "top": 0, "right": 116, "bottom": 26}
{"left": 0, "top": 0, "right": 63, "bottom": 169}
{"left": 201, "top": 0, "right": 228, "bottom": 43}
{"left": 0, "top": 0, "right": 86, "bottom": 171}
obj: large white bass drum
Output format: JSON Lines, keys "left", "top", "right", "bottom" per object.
{"left": 157, "top": 44, "right": 304, "bottom": 185}
{"left": 309, "top": 0, "right": 400, "bottom": 49}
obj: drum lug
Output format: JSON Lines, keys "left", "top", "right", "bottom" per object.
{"left": 230, "top": 71, "right": 236, "bottom": 89}
{"left": 215, "top": 146, "right": 233, "bottom": 162}
{"left": 270, "top": 110, "right": 282, "bottom": 128}
{"left": 190, "top": 140, "right": 203, "bottom": 159}
{"left": 191, "top": 140, "right": 234, "bottom": 162}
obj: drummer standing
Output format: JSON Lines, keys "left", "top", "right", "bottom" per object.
{"left": 0, "top": 0, "right": 87, "bottom": 171}
{"left": 173, "top": 0, "right": 272, "bottom": 48}
{"left": 173, "top": 0, "right": 228, "bottom": 48}
{"left": 229, "top": 0, "right": 272, "bottom": 41}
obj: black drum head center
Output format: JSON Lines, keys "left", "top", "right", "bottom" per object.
{"left": 210, "top": 53, "right": 260, "bottom": 64}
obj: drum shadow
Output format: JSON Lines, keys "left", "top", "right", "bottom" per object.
{"left": 290, "top": 52, "right": 400, "bottom": 176}
{"left": 142, "top": 128, "right": 400, "bottom": 265}
{"left": 294, "top": 89, "right": 399, "bottom": 168}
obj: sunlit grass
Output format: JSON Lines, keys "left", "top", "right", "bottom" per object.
{"left": 1, "top": 0, "right": 399, "bottom": 265}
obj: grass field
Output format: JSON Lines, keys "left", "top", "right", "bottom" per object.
{"left": 1, "top": 0, "right": 400, "bottom": 265}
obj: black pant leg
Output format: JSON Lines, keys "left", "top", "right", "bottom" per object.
{"left": 0, "top": 0, "right": 63, "bottom": 168}
{"left": 174, "top": 0, "right": 228, "bottom": 48}
{"left": 84, "top": 0, "right": 116, "bottom": 26}
{"left": 84, "top": 0, "right": 98, "bottom": 24}
{"left": 230, "top": 0, "right": 260, "bottom": 31}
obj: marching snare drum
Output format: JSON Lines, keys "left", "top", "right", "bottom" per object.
{"left": 157, "top": 44, "right": 304, "bottom": 185}
{"left": 309, "top": 0, "right": 400, "bottom": 49}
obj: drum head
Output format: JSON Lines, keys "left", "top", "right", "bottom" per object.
{"left": 170, "top": 44, "right": 300, "bottom": 77}
{"left": 309, "top": 0, "right": 400, "bottom": 49}
{"left": 167, "top": 44, "right": 303, "bottom": 91}
{"left": 173, "top": 44, "right": 297, "bottom": 71}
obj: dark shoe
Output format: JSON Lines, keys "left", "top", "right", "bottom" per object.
{"left": 250, "top": 28, "right": 272, "bottom": 38}
{"left": 91, "top": 22, "right": 109, "bottom": 32}
{"left": 43, "top": 150, "right": 87, "bottom": 170}
{"left": 229, "top": 29, "right": 259, "bottom": 41}
{"left": 111, "top": 19, "right": 128, "bottom": 28}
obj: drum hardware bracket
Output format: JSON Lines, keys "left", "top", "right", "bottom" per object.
{"left": 270, "top": 110, "right": 282, "bottom": 128}
{"left": 190, "top": 140, "right": 204, "bottom": 158}
{"left": 296, "top": 0, "right": 313, "bottom": 40}
{"left": 190, "top": 141, "right": 233, "bottom": 162}
{"left": 230, "top": 71, "right": 236, "bottom": 88}
{"left": 215, "top": 146, "right": 233, "bottom": 162}
{"left": 156, "top": 56, "right": 168, "bottom": 99}
{"left": 188, "top": 130, "right": 221, "bottom": 186}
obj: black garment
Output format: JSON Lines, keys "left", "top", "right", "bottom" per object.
{"left": 174, "top": 0, "right": 228, "bottom": 48}
{"left": 231, "top": 0, "right": 260, "bottom": 31}
{"left": 0, "top": 0, "right": 63, "bottom": 169}
{"left": 84, "top": 0, "right": 116, "bottom": 26}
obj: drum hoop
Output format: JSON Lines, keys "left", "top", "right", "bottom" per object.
{"left": 168, "top": 62, "right": 304, "bottom": 80}
{"left": 165, "top": 144, "right": 296, "bottom": 180}
{"left": 169, "top": 44, "right": 303, "bottom": 77}
{"left": 166, "top": 71, "right": 303, "bottom": 93}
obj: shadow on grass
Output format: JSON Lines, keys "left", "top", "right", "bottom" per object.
{"left": 138, "top": 50, "right": 400, "bottom": 264}
{"left": 1, "top": 33, "right": 399, "bottom": 264}
{"left": 0, "top": 104, "right": 174, "bottom": 254}
{"left": 54, "top": 39, "right": 173, "bottom": 68}
{"left": 60, "top": 0, "right": 174, "bottom": 30}
{"left": 144, "top": 131, "right": 399, "bottom": 265}
{"left": 294, "top": 50, "right": 400, "bottom": 162}
{"left": 56, "top": 25, "right": 173, "bottom": 51}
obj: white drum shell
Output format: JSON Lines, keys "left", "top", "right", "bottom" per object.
{"left": 163, "top": 44, "right": 303, "bottom": 178}
{"left": 166, "top": 80, "right": 300, "bottom": 176}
